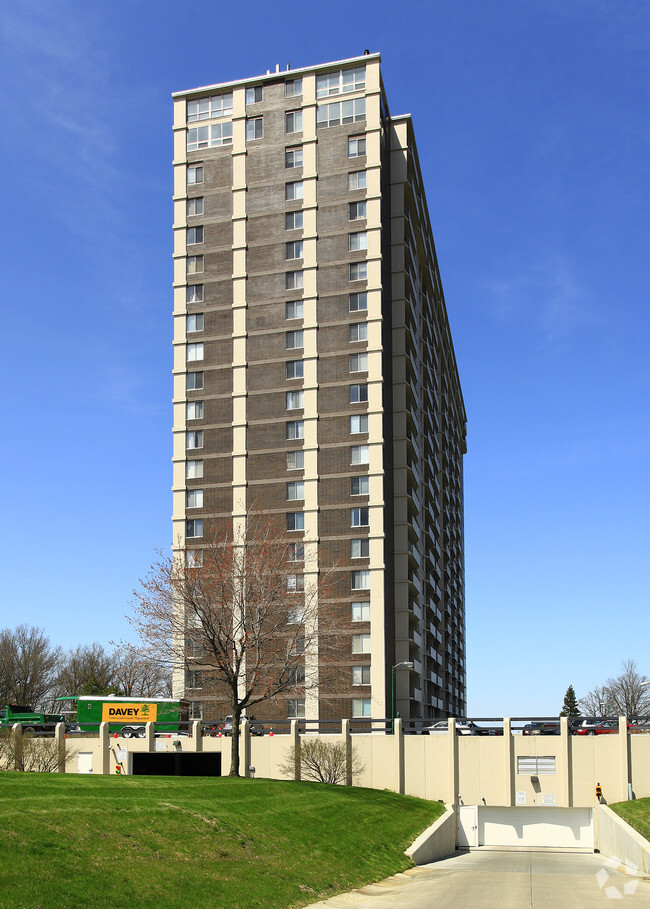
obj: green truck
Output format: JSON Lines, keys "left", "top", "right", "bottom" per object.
{"left": 57, "top": 695, "right": 190, "bottom": 738}
{"left": 0, "top": 704, "right": 67, "bottom": 734}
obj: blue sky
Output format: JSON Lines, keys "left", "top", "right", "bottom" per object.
{"left": 1, "top": 1, "right": 648, "bottom": 716}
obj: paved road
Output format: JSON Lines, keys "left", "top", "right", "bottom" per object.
{"left": 305, "top": 850, "right": 650, "bottom": 908}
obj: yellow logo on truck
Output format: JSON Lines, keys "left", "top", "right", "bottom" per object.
{"left": 101, "top": 703, "right": 158, "bottom": 722}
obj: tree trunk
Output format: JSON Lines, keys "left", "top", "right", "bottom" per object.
{"left": 229, "top": 706, "right": 241, "bottom": 777}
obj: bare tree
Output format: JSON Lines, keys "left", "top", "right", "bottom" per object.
{"left": 0, "top": 729, "right": 70, "bottom": 773}
{"left": 580, "top": 661, "right": 650, "bottom": 717}
{"left": 129, "top": 513, "right": 339, "bottom": 776}
{"left": 280, "top": 738, "right": 364, "bottom": 785}
{"left": 112, "top": 651, "right": 172, "bottom": 698}
{"left": 54, "top": 643, "right": 117, "bottom": 697}
{"left": 0, "top": 625, "right": 62, "bottom": 709}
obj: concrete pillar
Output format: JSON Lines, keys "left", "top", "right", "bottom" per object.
{"left": 503, "top": 718, "right": 513, "bottom": 806}
{"left": 448, "top": 718, "right": 459, "bottom": 805}
{"left": 99, "top": 722, "right": 110, "bottom": 775}
{"left": 241, "top": 717, "right": 251, "bottom": 778}
{"left": 291, "top": 720, "right": 301, "bottom": 781}
{"left": 395, "top": 718, "right": 405, "bottom": 794}
{"left": 55, "top": 722, "right": 66, "bottom": 773}
{"left": 12, "top": 724, "right": 23, "bottom": 771}
{"left": 343, "top": 719, "right": 352, "bottom": 786}
{"left": 146, "top": 721, "right": 156, "bottom": 751}
{"left": 192, "top": 720, "right": 202, "bottom": 752}
{"left": 619, "top": 716, "right": 630, "bottom": 802}
{"left": 559, "top": 716, "right": 571, "bottom": 806}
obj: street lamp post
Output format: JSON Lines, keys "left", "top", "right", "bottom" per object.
{"left": 391, "top": 661, "right": 414, "bottom": 734}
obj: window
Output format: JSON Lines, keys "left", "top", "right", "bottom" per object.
{"left": 349, "top": 323, "right": 368, "bottom": 342}
{"left": 187, "top": 165, "right": 204, "bottom": 185}
{"left": 352, "top": 698, "right": 371, "bottom": 717}
{"left": 186, "top": 284, "right": 203, "bottom": 303}
{"left": 187, "top": 123, "right": 233, "bottom": 150}
{"left": 288, "top": 542, "right": 304, "bottom": 561}
{"left": 187, "top": 197, "right": 204, "bottom": 216}
{"left": 287, "top": 574, "right": 305, "bottom": 592}
{"left": 316, "top": 67, "right": 365, "bottom": 98}
{"left": 186, "top": 431, "right": 203, "bottom": 450}
{"left": 285, "top": 301, "right": 304, "bottom": 320}
{"left": 352, "top": 601, "right": 370, "bottom": 621}
{"left": 352, "top": 666, "right": 371, "bottom": 685}
{"left": 316, "top": 98, "right": 366, "bottom": 128}
{"left": 285, "top": 211, "right": 303, "bottom": 230}
{"left": 348, "top": 171, "right": 367, "bottom": 190}
{"left": 286, "top": 481, "right": 305, "bottom": 501}
{"left": 186, "top": 372, "right": 204, "bottom": 391}
{"left": 246, "top": 117, "right": 263, "bottom": 140}
{"left": 286, "top": 698, "right": 305, "bottom": 718}
{"left": 186, "top": 314, "right": 204, "bottom": 332}
{"left": 350, "top": 476, "right": 369, "bottom": 496}
{"left": 285, "top": 78, "right": 302, "bottom": 97}
{"left": 349, "top": 262, "right": 368, "bottom": 281}
{"left": 350, "top": 415, "right": 368, "bottom": 434}
{"left": 348, "top": 136, "right": 367, "bottom": 157}
{"left": 286, "top": 450, "right": 304, "bottom": 470}
{"left": 186, "top": 550, "right": 203, "bottom": 569}
{"left": 351, "top": 571, "right": 370, "bottom": 591}
{"left": 286, "top": 360, "right": 304, "bottom": 380}
{"left": 287, "top": 666, "right": 306, "bottom": 685}
{"left": 285, "top": 147, "right": 303, "bottom": 168}
{"left": 186, "top": 343, "right": 204, "bottom": 362}
{"left": 349, "top": 231, "right": 367, "bottom": 251}
{"left": 187, "top": 255, "right": 203, "bottom": 274}
{"left": 186, "top": 670, "right": 203, "bottom": 690}
{"left": 187, "top": 226, "right": 203, "bottom": 244}
{"left": 186, "top": 489, "right": 204, "bottom": 508}
{"left": 351, "top": 445, "right": 369, "bottom": 464}
{"left": 285, "top": 240, "right": 303, "bottom": 260}
{"left": 285, "top": 181, "right": 304, "bottom": 201}
{"left": 187, "top": 93, "right": 233, "bottom": 121}
{"left": 287, "top": 512, "right": 305, "bottom": 532}
{"left": 349, "top": 201, "right": 367, "bottom": 220}
{"left": 285, "top": 110, "right": 303, "bottom": 133}
{"left": 286, "top": 390, "right": 304, "bottom": 410}
{"left": 351, "top": 507, "right": 370, "bottom": 527}
{"left": 186, "top": 401, "right": 204, "bottom": 420}
{"left": 349, "top": 292, "right": 368, "bottom": 311}
{"left": 349, "top": 384, "right": 368, "bottom": 403}
{"left": 186, "top": 519, "right": 203, "bottom": 538}
{"left": 285, "top": 330, "right": 303, "bottom": 349}
{"left": 186, "top": 460, "right": 203, "bottom": 479}
{"left": 189, "top": 701, "right": 203, "bottom": 720}
{"left": 246, "top": 85, "right": 263, "bottom": 104}
{"left": 349, "top": 353, "right": 368, "bottom": 372}
{"left": 351, "top": 538, "right": 370, "bottom": 558}
{"left": 351, "top": 632, "right": 371, "bottom": 651}
{"left": 285, "top": 271, "right": 304, "bottom": 290}
{"left": 286, "top": 420, "right": 304, "bottom": 440}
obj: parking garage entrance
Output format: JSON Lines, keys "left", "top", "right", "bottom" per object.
{"left": 131, "top": 752, "right": 222, "bottom": 776}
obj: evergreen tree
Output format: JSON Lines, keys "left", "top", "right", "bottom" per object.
{"left": 560, "top": 685, "right": 581, "bottom": 717}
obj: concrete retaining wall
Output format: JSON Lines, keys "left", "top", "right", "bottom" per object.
{"left": 596, "top": 804, "right": 650, "bottom": 875}
{"left": 404, "top": 804, "right": 456, "bottom": 864}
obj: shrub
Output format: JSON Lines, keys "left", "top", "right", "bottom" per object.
{"left": 0, "top": 729, "right": 70, "bottom": 773}
{"left": 280, "top": 738, "right": 364, "bottom": 784}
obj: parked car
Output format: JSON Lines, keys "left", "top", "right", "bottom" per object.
{"left": 574, "top": 719, "right": 646, "bottom": 736}
{"left": 218, "top": 715, "right": 265, "bottom": 737}
{"left": 421, "top": 720, "right": 487, "bottom": 736}
{"left": 522, "top": 722, "right": 561, "bottom": 736}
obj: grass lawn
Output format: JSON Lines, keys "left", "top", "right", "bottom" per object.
{"left": 0, "top": 773, "right": 444, "bottom": 909}
{"left": 610, "top": 797, "right": 650, "bottom": 842}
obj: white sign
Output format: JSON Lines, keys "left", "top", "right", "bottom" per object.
{"left": 516, "top": 791, "right": 527, "bottom": 805}
{"left": 155, "top": 739, "right": 166, "bottom": 752}
{"left": 117, "top": 748, "right": 127, "bottom": 761}
{"left": 542, "top": 793, "right": 556, "bottom": 806}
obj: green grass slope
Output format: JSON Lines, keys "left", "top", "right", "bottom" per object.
{"left": 610, "top": 797, "right": 650, "bottom": 842}
{"left": 0, "top": 774, "right": 443, "bottom": 909}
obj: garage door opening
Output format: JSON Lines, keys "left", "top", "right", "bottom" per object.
{"left": 131, "top": 752, "right": 222, "bottom": 776}
{"left": 458, "top": 806, "right": 593, "bottom": 851}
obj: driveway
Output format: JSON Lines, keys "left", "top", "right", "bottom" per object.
{"left": 304, "top": 850, "right": 650, "bottom": 908}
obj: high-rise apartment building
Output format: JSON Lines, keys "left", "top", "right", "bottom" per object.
{"left": 171, "top": 53, "right": 467, "bottom": 725}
